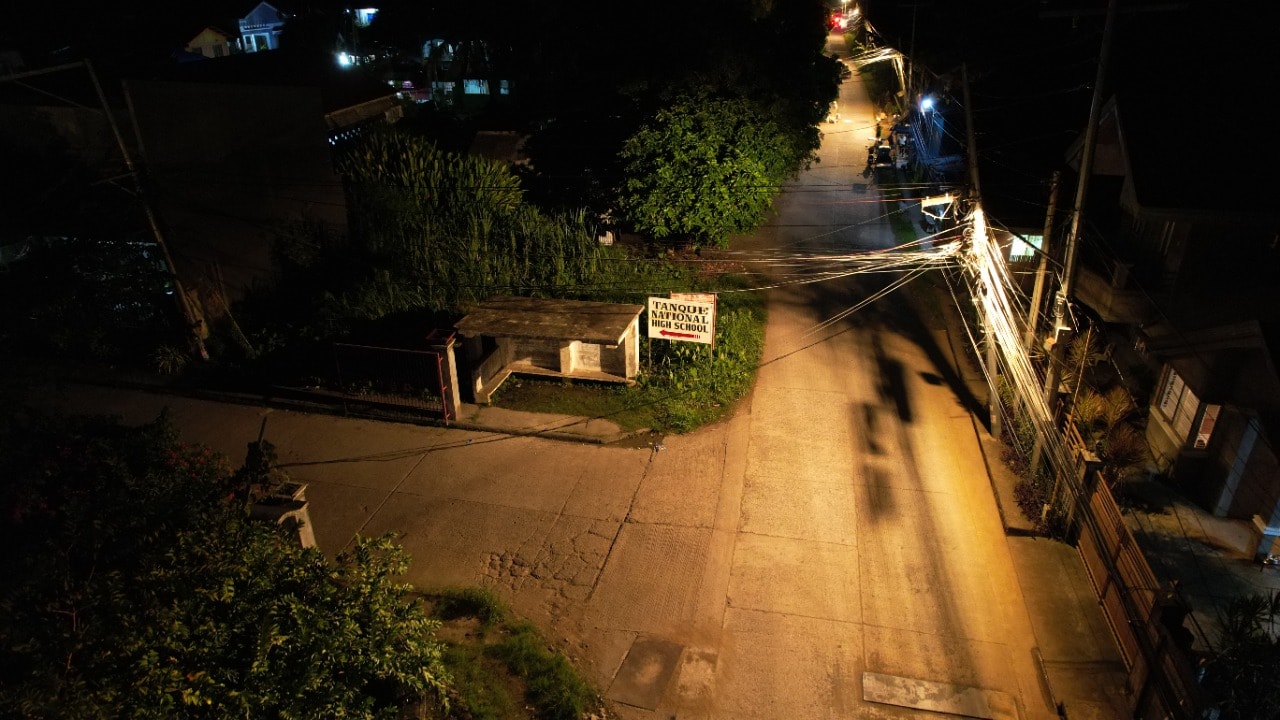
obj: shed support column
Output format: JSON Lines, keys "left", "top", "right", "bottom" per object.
{"left": 625, "top": 324, "right": 639, "bottom": 379}
{"left": 559, "top": 342, "right": 575, "bottom": 375}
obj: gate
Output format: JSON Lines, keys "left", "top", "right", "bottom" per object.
{"left": 333, "top": 342, "right": 455, "bottom": 423}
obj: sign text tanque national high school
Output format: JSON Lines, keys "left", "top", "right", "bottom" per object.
{"left": 647, "top": 295, "right": 716, "bottom": 344}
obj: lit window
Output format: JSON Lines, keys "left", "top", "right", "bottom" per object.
{"left": 1009, "top": 233, "right": 1041, "bottom": 261}
{"left": 1156, "top": 366, "right": 1199, "bottom": 443}
{"left": 463, "top": 79, "right": 489, "bottom": 95}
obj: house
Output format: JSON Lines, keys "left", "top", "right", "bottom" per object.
{"left": 420, "top": 38, "right": 513, "bottom": 113}
{"left": 239, "top": 1, "right": 288, "bottom": 53}
{"left": 1066, "top": 92, "right": 1280, "bottom": 556}
{"left": 185, "top": 26, "right": 238, "bottom": 59}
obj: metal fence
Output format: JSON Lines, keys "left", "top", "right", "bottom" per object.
{"left": 332, "top": 342, "right": 455, "bottom": 423}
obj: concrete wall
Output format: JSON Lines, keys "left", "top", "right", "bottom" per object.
{"left": 466, "top": 327, "right": 639, "bottom": 404}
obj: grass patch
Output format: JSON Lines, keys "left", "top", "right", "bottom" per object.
{"left": 490, "top": 622, "right": 599, "bottom": 720}
{"left": 442, "top": 644, "right": 527, "bottom": 720}
{"left": 433, "top": 586, "right": 507, "bottom": 628}
{"left": 887, "top": 205, "right": 918, "bottom": 245}
{"left": 489, "top": 378, "right": 660, "bottom": 432}
{"left": 427, "top": 587, "right": 604, "bottom": 720}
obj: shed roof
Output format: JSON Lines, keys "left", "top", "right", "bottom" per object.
{"left": 455, "top": 296, "right": 643, "bottom": 345}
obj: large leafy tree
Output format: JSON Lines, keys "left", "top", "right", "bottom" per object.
{"left": 0, "top": 411, "right": 450, "bottom": 719}
{"left": 618, "top": 96, "right": 795, "bottom": 249}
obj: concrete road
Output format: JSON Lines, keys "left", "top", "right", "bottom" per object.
{"left": 26, "top": 32, "right": 1125, "bottom": 720}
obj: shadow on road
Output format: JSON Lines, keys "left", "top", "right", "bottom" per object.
{"left": 865, "top": 273, "right": 988, "bottom": 429}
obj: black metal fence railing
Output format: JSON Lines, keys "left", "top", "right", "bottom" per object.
{"left": 332, "top": 342, "right": 454, "bottom": 423}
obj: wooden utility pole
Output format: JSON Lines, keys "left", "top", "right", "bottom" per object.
{"left": 1039, "top": 0, "right": 1111, "bottom": 430}
{"left": 1, "top": 60, "right": 209, "bottom": 359}
{"left": 961, "top": 63, "right": 1001, "bottom": 440}
{"left": 1031, "top": 0, "right": 1117, "bottom": 475}
{"left": 1024, "top": 170, "right": 1060, "bottom": 351}
{"left": 87, "top": 62, "right": 209, "bottom": 360}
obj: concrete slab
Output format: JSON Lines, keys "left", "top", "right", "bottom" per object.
{"left": 862, "top": 625, "right": 1022, "bottom": 706}
{"left": 862, "top": 671, "right": 1018, "bottom": 719}
{"left": 588, "top": 523, "right": 711, "bottom": 635}
{"left": 296, "top": 479, "right": 388, "bottom": 555}
{"left": 738, "top": 474, "right": 858, "bottom": 544}
{"left": 744, "top": 427, "right": 858, "bottom": 486}
{"left": 714, "top": 607, "right": 864, "bottom": 719}
{"left": 629, "top": 431, "right": 726, "bottom": 528}
{"left": 606, "top": 636, "right": 684, "bottom": 710}
{"left": 727, "top": 533, "right": 861, "bottom": 622}
{"left": 670, "top": 646, "right": 719, "bottom": 712}
{"left": 1007, "top": 537, "right": 1129, "bottom": 719}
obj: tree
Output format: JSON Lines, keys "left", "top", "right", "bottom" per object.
{"left": 618, "top": 97, "right": 794, "bottom": 249}
{"left": 0, "top": 411, "right": 450, "bottom": 719}
{"left": 1202, "top": 591, "right": 1280, "bottom": 720}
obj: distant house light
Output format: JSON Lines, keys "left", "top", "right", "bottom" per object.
{"left": 354, "top": 8, "right": 379, "bottom": 27}
{"left": 338, "top": 52, "right": 352, "bottom": 67}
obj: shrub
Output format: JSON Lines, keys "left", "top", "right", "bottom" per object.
{"left": 490, "top": 622, "right": 600, "bottom": 720}
{"left": 153, "top": 344, "right": 188, "bottom": 375}
{"left": 432, "top": 586, "right": 507, "bottom": 628}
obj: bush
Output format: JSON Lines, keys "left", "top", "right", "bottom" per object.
{"left": 490, "top": 622, "right": 600, "bottom": 720}
{"left": 1013, "top": 478, "right": 1048, "bottom": 524}
{"left": 430, "top": 589, "right": 603, "bottom": 720}
{"left": 432, "top": 586, "right": 507, "bottom": 628}
{"left": 0, "top": 413, "right": 451, "bottom": 719}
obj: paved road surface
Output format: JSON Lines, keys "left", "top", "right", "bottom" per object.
{"left": 27, "top": 32, "right": 1131, "bottom": 720}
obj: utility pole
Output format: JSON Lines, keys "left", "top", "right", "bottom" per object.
{"left": 1025, "top": 170, "right": 1060, "bottom": 351}
{"left": 907, "top": 4, "right": 917, "bottom": 104}
{"left": 1033, "top": 0, "right": 1117, "bottom": 474}
{"left": 961, "top": 63, "right": 1001, "bottom": 440}
{"left": 1, "top": 60, "right": 209, "bottom": 360}
{"left": 88, "top": 62, "right": 209, "bottom": 360}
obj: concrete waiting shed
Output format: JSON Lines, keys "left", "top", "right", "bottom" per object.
{"left": 455, "top": 296, "right": 644, "bottom": 403}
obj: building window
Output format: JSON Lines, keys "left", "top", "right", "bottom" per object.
{"left": 1009, "top": 233, "right": 1042, "bottom": 261}
{"left": 1158, "top": 220, "right": 1176, "bottom": 256}
{"left": 1156, "top": 366, "right": 1199, "bottom": 444}
{"left": 1194, "top": 404, "right": 1220, "bottom": 450}
{"left": 463, "top": 79, "right": 489, "bottom": 95}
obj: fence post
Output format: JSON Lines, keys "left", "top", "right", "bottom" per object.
{"left": 1066, "top": 446, "right": 1102, "bottom": 544}
{"left": 426, "top": 331, "right": 460, "bottom": 423}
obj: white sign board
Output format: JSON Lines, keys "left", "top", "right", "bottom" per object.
{"left": 648, "top": 295, "right": 716, "bottom": 344}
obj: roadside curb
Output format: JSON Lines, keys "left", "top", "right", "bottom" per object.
{"left": 23, "top": 368, "right": 642, "bottom": 446}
